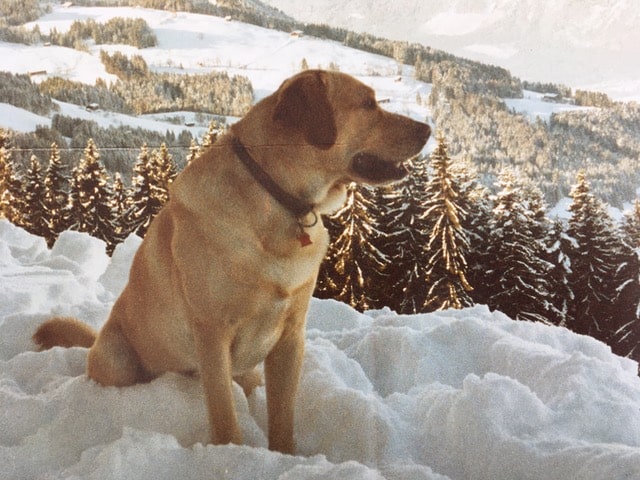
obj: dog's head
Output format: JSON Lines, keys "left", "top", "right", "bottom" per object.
{"left": 271, "top": 70, "right": 431, "bottom": 186}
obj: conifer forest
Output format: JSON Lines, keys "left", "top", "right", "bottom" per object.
{"left": 1, "top": 0, "right": 639, "bottom": 368}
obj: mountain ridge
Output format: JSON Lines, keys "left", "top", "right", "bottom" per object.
{"left": 259, "top": 0, "right": 640, "bottom": 101}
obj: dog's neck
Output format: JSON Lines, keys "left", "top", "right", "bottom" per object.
{"left": 231, "top": 136, "right": 315, "bottom": 220}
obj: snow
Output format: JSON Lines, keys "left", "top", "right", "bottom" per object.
{"left": 2, "top": 5, "right": 434, "bottom": 144}
{"left": 0, "top": 103, "right": 50, "bottom": 133}
{"left": 2, "top": 218, "right": 640, "bottom": 479}
{"left": 504, "top": 90, "right": 594, "bottom": 123}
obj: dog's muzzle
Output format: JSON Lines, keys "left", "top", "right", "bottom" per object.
{"left": 350, "top": 152, "right": 412, "bottom": 184}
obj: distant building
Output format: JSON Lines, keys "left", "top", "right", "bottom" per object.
{"left": 290, "top": 30, "right": 304, "bottom": 38}
{"left": 28, "top": 70, "right": 47, "bottom": 77}
{"left": 85, "top": 103, "right": 99, "bottom": 111}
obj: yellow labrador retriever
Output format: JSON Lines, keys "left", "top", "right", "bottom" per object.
{"left": 33, "top": 70, "right": 430, "bottom": 453}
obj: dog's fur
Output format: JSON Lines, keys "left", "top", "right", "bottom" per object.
{"left": 33, "top": 70, "right": 430, "bottom": 453}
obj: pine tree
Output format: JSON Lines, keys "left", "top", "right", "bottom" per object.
{"left": 371, "top": 157, "right": 431, "bottom": 313}
{"left": 455, "top": 164, "right": 494, "bottom": 307}
{"left": 199, "top": 120, "right": 221, "bottom": 155}
{"left": 422, "top": 137, "right": 473, "bottom": 311}
{"left": 543, "top": 219, "right": 573, "bottom": 326}
{"left": 316, "top": 184, "right": 386, "bottom": 311}
{"left": 485, "top": 170, "right": 557, "bottom": 324}
{"left": 186, "top": 138, "right": 200, "bottom": 165}
{"left": 109, "top": 172, "right": 132, "bottom": 253}
{"left": 43, "top": 142, "right": 69, "bottom": 247}
{"left": 622, "top": 200, "right": 640, "bottom": 247}
{"left": 0, "top": 130, "right": 23, "bottom": 225}
{"left": 68, "top": 139, "right": 117, "bottom": 248}
{"left": 611, "top": 200, "right": 640, "bottom": 361}
{"left": 129, "top": 144, "right": 164, "bottom": 237}
{"left": 565, "top": 171, "right": 620, "bottom": 340}
{"left": 21, "top": 155, "right": 48, "bottom": 238}
{"left": 152, "top": 142, "right": 177, "bottom": 204}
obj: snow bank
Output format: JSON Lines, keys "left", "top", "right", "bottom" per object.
{"left": 1, "top": 219, "right": 640, "bottom": 479}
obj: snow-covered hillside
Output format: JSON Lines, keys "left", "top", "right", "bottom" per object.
{"left": 2, "top": 220, "right": 640, "bottom": 479}
{"left": 0, "top": 4, "right": 592, "bottom": 143}
{"left": 261, "top": 0, "right": 640, "bottom": 101}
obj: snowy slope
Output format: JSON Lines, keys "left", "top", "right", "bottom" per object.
{"left": 260, "top": 0, "right": 640, "bottom": 101}
{"left": 1, "top": 4, "right": 595, "bottom": 148}
{"left": 2, "top": 5, "right": 437, "bottom": 144}
{"left": 1, "top": 219, "right": 640, "bottom": 479}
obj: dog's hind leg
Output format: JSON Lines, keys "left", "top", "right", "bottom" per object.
{"left": 87, "top": 313, "right": 153, "bottom": 387}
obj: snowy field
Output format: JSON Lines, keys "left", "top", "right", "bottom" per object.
{"left": 2, "top": 219, "right": 640, "bottom": 479}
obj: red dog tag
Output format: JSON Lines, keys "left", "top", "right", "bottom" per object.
{"left": 298, "top": 232, "right": 312, "bottom": 247}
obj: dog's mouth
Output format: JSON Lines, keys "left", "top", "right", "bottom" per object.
{"left": 350, "top": 152, "right": 412, "bottom": 184}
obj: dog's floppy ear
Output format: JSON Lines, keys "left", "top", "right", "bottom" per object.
{"left": 273, "top": 70, "right": 337, "bottom": 150}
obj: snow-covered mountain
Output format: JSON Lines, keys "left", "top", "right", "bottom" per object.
{"left": 261, "top": 0, "right": 640, "bottom": 101}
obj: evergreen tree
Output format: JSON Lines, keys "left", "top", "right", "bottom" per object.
{"left": 316, "top": 184, "right": 385, "bottom": 311}
{"left": 152, "top": 142, "right": 177, "bottom": 204}
{"left": 455, "top": 164, "right": 494, "bottom": 307}
{"left": 21, "top": 155, "right": 48, "bottom": 238}
{"left": 543, "top": 219, "right": 573, "bottom": 326}
{"left": 68, "top": 139, "right": 117, "bottom": 248}
{"left": 109, "top": 172, "right": 132, "bottom": 253}
{"left": 186, "top": 138, "right": 200, "bottom": 165}
{"left": 422, "top": 137, "right": 473, "bottom": 311}
{"left": 199, "top": 120, "right": 221, "bottom": 155}
{"left": 42, "top": 142, "right": 69, "bottom": 247}
{"left": 372, "top": 158, "right": 431, "bottom": 313}
{"left": 485, "top": 170, "right": 557, "bottom": 324}
{"left": 622, "top": 200, "right": 640, "bottom": 247}
{"left": 611, "top": 201, "right": 640, "bottom": 362}
{"left": 0, "top": 130, "right": 23, "bottom": 224}
{"left": 129, "top": 144, "right": 165, "bottom": 237}
{"left": 612, "top": 239, "right": 640, "bottom": 362}
{"left": 565, "top": 172, "right": 620, "bottom": 340}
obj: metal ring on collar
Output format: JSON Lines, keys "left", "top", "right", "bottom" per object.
{"left": 298, "top": 211, "right": 319, "bottom": 229}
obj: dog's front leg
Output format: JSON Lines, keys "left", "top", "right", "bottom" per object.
{"left": 193, "top": 330, "right": 243, "bottom": 446}
{"left": 265, "top": 321, "right": 305, "bottom": 454}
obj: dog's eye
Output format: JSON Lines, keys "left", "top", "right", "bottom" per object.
{"left": 362, "top": 98, "right": 377, "bottom": 110}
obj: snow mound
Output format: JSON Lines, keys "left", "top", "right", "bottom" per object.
{"left": 1, "top": 220, "right": 639, "bottom": 479}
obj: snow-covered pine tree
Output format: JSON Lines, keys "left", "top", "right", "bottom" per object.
{"left": 612, "top": 237, "right": 640, "bottom": 362}
{"left": 543, "top": 219, "right": 573, "bottom": 326}
{"left": 129, "top": 144, "right": 161, "bottom": 237}
{"left": 622, "top": 200, "right": 640, "bottom": 247}
{"left": 565, "top": 171, "right": 621, "bottom": 340}
{"left": 43, "top": 142, "right": 69, "bottom": 247}
{"left": 455, "top": 163, "right": 494, "bottom": 307}
{"left": 152, "top": 143, "right": 177, "bottom": 205}
{"left": 0, "top": 130, "right": 23, "bottom": 224}
{"left": 186, "top": 138, "right": 200, "bottom": 165}
{"left": 422, "top": 136, "right": 473, "bottom": 311}
{"left": 21, "top": 155, "right": 48, "bottom": 239}
{"left": 199, "top": 120, "right": 221, "bottom": 156}
{"left": 69, "top": 139, "right": 117, "bottom": 249}
{"left": 370, "top": 157, "right": 431, "bottom": 313}
{"left": 316, "top": 184, "right": 386, "bottom": 311}
{"left": 608, "top": 200, "right": 640, "bottom": 362}
{"left": 485, "top": 169, "right": 557, "bottom": 324}
{"left": 109, "top": 172, "right": 131, "bottom": 253}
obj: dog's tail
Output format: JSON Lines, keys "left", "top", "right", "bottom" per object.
{"left": 33, "top": 317, "right": 97, "bottom": 350}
